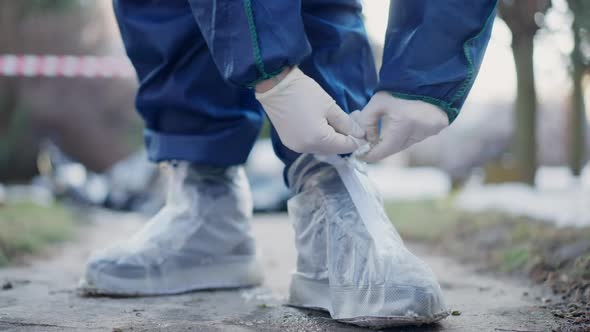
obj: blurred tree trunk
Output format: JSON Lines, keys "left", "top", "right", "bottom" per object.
{"left": 512, "top": 34, "right": 537, "bottom": 185}
{"left": 567, "top": 0, "right": 589, "bottom": 176}
{"left": 498, "top": 0, "right": 550, "bottom": 185}
{"left": 0, "top": 2, "right": 37, "bottom": 181}
{"left": 570, "top": 24, "right": 585, "bottom": 176}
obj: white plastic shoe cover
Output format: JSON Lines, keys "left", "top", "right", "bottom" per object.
{"left": 287, "top": 154, "right": 449, "bottom": 327}
{"left": 80, "top": 162, "right": 263, "bottom": 295}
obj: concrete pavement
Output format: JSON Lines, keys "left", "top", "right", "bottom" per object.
{"left": 0, "top": 211, "right": 558, "bottom": 331}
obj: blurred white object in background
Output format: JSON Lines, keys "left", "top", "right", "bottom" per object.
{"left": 3, "top": 185, "right": 55, "bottom": 206}
{"left": 246, "top": 140, "right": 291, "bottom": 212}
{"left": 105, "top": 150, "right": 162, "bottom": 212}
{"left": 456, "top": 165, "right": 590, "bottom": 228}
{"left": 368, "top": 164, "right": 451, "bottom": 201}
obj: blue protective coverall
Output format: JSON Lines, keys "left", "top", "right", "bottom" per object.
{"left": 113, "top": 0, "right": 497, "bottom": 168}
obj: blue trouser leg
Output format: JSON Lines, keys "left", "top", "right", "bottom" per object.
{"left": 113, "top": 0, "right": 264, "bottom": 166}
{"left": 271, "top": 0, "right": 378, "bottom": 167}
{"left": 115, "top": 0, "right": 376, "bottom": 171}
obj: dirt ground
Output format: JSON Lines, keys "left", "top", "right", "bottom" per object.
{"left": 0, "top": 210, "right": 560, "bottom": 332}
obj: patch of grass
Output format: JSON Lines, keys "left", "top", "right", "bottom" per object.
{"left": 510, "top": 222, "right": 534, "bottom": 242}
{"left": 385, "top": 198, "right": 590, "bottom": 305}
{"left": 572, "top": 254, "right": 590, "bottom": 279}
{"left": 0, "top": 201, "right": 75, "bottom": 266}
{"left": 258, "top": 119, "right": 272, "bottom": 139}
{"left": 500, "top": 246, "right": 531, "bottom": 273}
{"left": 385, "top": 199, "right": 460, "bottom": 240}
{"left": 385, "top": 198, "right": 510, "bottom": 241}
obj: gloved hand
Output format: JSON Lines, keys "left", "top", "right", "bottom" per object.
{"left": 353, "top": 91, "right": 449, "bottom": 162}
{"left": 255, "top": 67, "right": 365, "bottom": 155}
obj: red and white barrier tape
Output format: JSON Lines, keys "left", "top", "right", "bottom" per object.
{"left": 0, "top": 55, "right": 135, "bottom": 78}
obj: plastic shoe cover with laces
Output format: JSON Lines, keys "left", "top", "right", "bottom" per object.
{"left": 287, "top": 154, "right": 449, "bottom": 328}
{"left": 79, "top": 162, "right": 263, "bottom": 296}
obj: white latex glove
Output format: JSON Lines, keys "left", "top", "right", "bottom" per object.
{"left": 255, "top": 67, "right": 365, "bottom": 155}
{"left": 353, "top": 91, "right": 449, "bottom": 162}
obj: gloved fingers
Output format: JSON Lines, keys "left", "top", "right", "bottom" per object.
{"left": 358, "top": 139, "right": 397, "bottom": 163}
{"left": 349, "top": 110, "right": 373, "bottom": 155}
{"left": 349, "top": 110, "right": 362, "bottom": 124}
{"left": 355, "top": 106, "right": 385, "bottom": 145}
{"left": 314, "top": 123, "right": 365, "bottom": 155}
{"left": 364, "top": 123, "right": 380, "bottom": 145}
{"left": 326, "top": 105, "right": 365, "bottom": 138}
{"left": 358, "top": 122, "right": 412, "bottom": 163}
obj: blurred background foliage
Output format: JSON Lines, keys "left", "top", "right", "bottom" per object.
{"left": 495, "top": 0, "right": 589, "bottom": 184}
{"left": 0, "top": 0, "right": 140, "bottom": 182}
{"left": 0, "top": 0, "right": 588, "bottom": 185}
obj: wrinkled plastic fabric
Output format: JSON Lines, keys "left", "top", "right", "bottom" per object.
{"left": 82, "top": 163, "right": 261, "bottom": 295}
{"left": 288, "top": 154, "right": 448, "bottom": 322}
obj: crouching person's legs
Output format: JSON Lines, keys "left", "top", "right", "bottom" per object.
{"left": 79, "top": 0, "right": 264, "bottom": 295}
